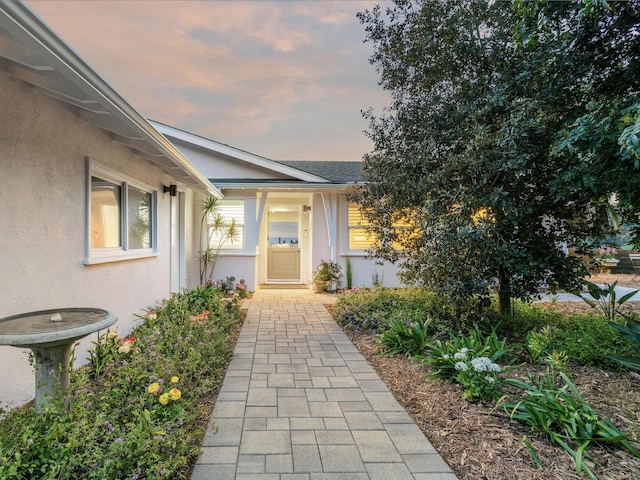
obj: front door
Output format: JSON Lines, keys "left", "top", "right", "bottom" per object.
{"left": 266, "top": 210, "right": 300, "bottom": 282}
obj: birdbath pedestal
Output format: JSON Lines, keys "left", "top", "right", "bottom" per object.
{"left": 0, "top": 308, "right": 116, "bottom": 413}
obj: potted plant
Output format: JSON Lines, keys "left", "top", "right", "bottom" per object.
{"left": 597, "top": 245, "right": 619, "bottom": 267}
{"left": 313, "top": 260, "right": 342, "bottom": 293}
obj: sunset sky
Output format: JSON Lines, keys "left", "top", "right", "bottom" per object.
{"left": 27, "top": 0, "right": 392, "bottom": 162}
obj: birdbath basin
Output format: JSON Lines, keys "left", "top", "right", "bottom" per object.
{"left": 0, "top": 308, "right": 116, "bottom": 413}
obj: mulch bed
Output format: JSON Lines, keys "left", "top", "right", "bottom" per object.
{"left": 338, "top": 273, "right": 640, "bottom": 480}
{"left": 346, "top": 331, "right": 640, "bottom": 480}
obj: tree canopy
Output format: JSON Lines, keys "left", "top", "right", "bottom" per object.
{"left": 353, "top": 0, "right": 640, "bottom": 315}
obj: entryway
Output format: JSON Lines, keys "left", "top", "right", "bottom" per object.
{"left": 261, "top": 193, "right": 312, "bottom": 286}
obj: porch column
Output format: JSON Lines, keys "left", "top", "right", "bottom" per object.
{"left": 321, "top": 192, "right": 338, "bottom": 262}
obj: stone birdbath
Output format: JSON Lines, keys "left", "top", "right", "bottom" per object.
{"left": 0, "top": 308, "right": 116, "bottom": 413}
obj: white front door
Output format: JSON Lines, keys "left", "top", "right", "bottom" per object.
{"left": 267, "top": 210, "right": 301, "bottom": 282}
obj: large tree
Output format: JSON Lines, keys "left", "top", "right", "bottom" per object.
{"left": 354, "top": 0, "right": 640, "bottom": 315}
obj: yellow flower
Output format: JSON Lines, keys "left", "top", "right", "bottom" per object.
{"left": 159, "top": 393, "right": 169, "bottom": 405}
{"left": 108, "top": 328, "right": 118, "bottom": 339}
{"left": 169, "top": 388, "right": 181, "bottom": 401}
{"left": 171, "top": 376, "right": 179, "bottom": 384}
{"left": 148, "top": 382, "right": 160, "bottom": 395}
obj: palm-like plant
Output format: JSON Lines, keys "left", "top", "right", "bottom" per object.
{"left": 199, "top": 197, "right": 240, "bottom": 284}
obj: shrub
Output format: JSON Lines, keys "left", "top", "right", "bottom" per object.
{"left": 500, "top": 301, "right": 637, "bottom": 370}
{"left": 378, "top": 317, "right": 439, "bottom": 357}
{"left": 0, "top": 285, "right": 243, "bottom": 479}
{"left": 334, "top": 287, "right": 456, "bottom": 334}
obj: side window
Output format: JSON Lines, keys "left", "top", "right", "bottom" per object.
{"left": 347, "top": 202, "right": 418, "bottom": 252}
{"left": 348, "top": 202, "right": 377, "bottom": 250}
{"left": 87, "top": 161, "right": 156, "bottom": 263}
{"left": 209, "top": 200, "right": 245, "bottom": 250}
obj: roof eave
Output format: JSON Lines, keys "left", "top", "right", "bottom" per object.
{"left": 1, "top": 1, "right": 221, "bottom": 198}
{"left": 213, "top": 181, "right": 358, "bottom": 191}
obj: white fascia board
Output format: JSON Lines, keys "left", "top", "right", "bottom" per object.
{"left": 214, "top": 182, "right": 352, "bottom": 192}
{"left": 2, "top": 1, "right": 220, "bottom": 198}
{"left": 150, "top": 121, "right": 330, "bottom": 184}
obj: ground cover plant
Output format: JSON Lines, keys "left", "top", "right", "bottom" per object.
{"left": 332, "top": 283, "right": 640, "bottom": 479}
{"left": 0, "top": 284, "right": 243, "bottom": 480}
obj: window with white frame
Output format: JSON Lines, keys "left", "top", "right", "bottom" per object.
{"left": 209, "top": 200, "right": 245, "bottom": 250}
{"left": 88, "top": 162, "right": 156, "bottom": 262}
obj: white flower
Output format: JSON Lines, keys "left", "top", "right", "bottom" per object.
{"left": 442, "top": 354, "right": 449, "bottom": 360}
{"left": 485, "top": 375, "right": 495, "bottom": 383}
{"left": 489, "top": 362, "right": 501, "bottom": 372}
{"left": 460, "top": 348, "right": 469, "bottom": 353}
{"left": 454, "top": 361, "right": 468, "bottom": 371}
{"left": 471, "top": 357, "right": 492, "bottom": 372}
{"left": 454, "top": 352, "right": 467, "bottom": 361}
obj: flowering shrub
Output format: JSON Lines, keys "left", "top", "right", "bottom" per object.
{"left": 0, "top": 285, "right": 243, "bottom": 479}
{"left": 236, "top": 279, "right": 248, "bottom": 298}
{"left": 426, "top": 327, "right": 509, "bottom": 402}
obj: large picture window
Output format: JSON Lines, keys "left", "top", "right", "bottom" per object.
{"left": 87, "top": 161, "right": 156, "bottom": 263}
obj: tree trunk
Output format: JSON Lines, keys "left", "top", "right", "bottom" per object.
{"left": 497, "top": 266, "right": 511, "bottom": 316}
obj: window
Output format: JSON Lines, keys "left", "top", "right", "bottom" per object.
{"left": 348, "top": 203, "right": 378, "bottom": 250}
{"left": 209, "top": 200, "right": 244, "bottom": 250}
{"left": 347, "top": 202, "right": 419, "bottom": 252}
{"left": 87, "top": 162, "right": 156, "bottom": 263}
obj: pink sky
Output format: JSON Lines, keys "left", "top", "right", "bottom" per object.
{"left": 27, "top": 0, "right": 391, "bottom": 161}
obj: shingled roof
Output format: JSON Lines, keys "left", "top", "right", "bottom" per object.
{"left": 276, "top": 161, "right": 363, "bottom": 184}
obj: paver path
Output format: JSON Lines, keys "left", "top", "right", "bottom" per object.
{"left": 191, "top": 289, "right": 457, "bottom": 480}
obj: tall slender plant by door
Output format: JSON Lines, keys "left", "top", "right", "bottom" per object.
{"left": 199, "top": 196, "right": 240, "bottom": 284}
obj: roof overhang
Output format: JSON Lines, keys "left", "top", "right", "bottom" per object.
{"left": 0, "top": 1, "right": 221, "bottom": 197}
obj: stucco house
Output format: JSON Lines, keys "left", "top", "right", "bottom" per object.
{"left": 0, "top": 2, "right": 221, "bottom": 405}
{"left": 0, "top": 2, "right": 400, "bottom": 406}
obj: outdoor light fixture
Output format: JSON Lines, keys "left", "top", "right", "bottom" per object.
{"left": 163, "top": 184, "right": 177, "bottom": 196}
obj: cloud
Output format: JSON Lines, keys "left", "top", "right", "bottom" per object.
{"left": 27, "top": 0, "right": 390, "bottom": 160}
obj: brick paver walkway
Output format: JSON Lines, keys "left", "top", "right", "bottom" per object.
{"left": 191, "top": 289, "right": 457, "bottom": 480}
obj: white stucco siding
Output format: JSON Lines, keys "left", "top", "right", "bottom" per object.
{"left": 0, "top": 74, "right": 185, "bottom": 406}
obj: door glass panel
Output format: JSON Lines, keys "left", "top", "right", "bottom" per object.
{"left": 269, "top": 212, "right": 298, "bottom": 246}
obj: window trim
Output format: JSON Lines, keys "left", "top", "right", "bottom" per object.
{"left": 85, "top": 159, "right": 158, "bottom": 265}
